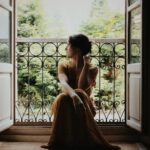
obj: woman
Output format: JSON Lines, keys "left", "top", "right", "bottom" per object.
{"left": 41, "top": 34, "right": 120, "bottom": 150}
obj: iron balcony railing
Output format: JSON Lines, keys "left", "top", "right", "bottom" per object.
{"left": 0, "top": 38, "right": 128, "bottom": 124}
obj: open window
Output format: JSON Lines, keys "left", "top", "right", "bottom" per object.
{"left": 126, "top": 0, "right": 142, "bottom": 131}
{"left": 0, "top": 0, "right": 15, "bottom": 132}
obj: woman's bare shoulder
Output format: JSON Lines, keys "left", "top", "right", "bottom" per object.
{"left": 58, "top": 61, "right": 70, "bottom": 74}
{"left": 58, "top": 61, "right": 69, "bottom": 68}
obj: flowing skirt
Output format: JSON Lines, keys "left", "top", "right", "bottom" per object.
{"left": 47, "top": 89, "right": 120, "bottom": 150}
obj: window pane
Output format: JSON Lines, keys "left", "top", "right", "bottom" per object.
{"left": 0, "top": 7, "right": 10, "bottom": 63}
{"left": 129, "top": 7, "right": 141, "bottom": 63}
{"left": 129, "top": 0, "right": 140, "bottom": 5}
{"left": 0, "top": 0, "right": 11, "bottom": 6}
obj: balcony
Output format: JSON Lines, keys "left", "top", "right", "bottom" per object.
{"left": 13, "top": 38, "right": 125, "bottom": 124}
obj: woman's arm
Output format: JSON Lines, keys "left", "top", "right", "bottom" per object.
{"left": 78, "top": 63, "right": 91, "bottom": 89}
{"left": 58, "top": 73, "right": 74, "bottom": 96}
{"left": 58, "top": 63, "right": 85, "bottom": 110}
{"left": 78, "top": 55, "right": 98, "bottom": 90}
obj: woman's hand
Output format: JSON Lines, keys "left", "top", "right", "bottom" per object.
{"left": 70, "top": 92, "right": 86, "bottom": 111}
{"left": 83, "top": 54, "right": 91, "bottom": 65}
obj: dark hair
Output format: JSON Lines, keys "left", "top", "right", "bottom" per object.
{"left": 68, "top": 34, "right": 92, "bottom": 55}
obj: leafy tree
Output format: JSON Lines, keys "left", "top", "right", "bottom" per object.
{"left": 17, "top": 0, "right": 61, "bottom": 112}
{"left": 80, "top": 0, "right": 124, "bottom": 38}
{"left": 17, "top": 0, "right": 49, "bottom": 37}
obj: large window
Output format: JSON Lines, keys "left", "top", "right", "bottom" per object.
{"left": 15, "top": 0, "right": 125, "bottom": 125}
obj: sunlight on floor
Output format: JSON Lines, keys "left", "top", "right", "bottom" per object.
{"left": 0, "top": 142, "right": 148, "bottom": 150}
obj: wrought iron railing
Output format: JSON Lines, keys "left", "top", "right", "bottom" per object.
{"left": 15, "top": 38, "right": 126, "bottom": 124}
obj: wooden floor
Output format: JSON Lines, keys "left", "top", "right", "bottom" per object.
{"left": 0, "top": 142, "right": 148, "bottom": 150}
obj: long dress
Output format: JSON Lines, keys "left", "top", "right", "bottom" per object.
{"left": 47, "top": 62, "right": 120, "bottom": 150}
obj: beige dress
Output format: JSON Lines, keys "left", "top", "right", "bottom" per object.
{"left": 47, "top": 62, "right": 120, "bottom": 150}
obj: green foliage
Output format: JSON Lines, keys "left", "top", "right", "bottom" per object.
{"left": 17, "top": 0, "right": 61, "bottom": 109}
{"left": 17, "top": 56, "right": 61, "bottom": 109}
{"left": 80, "top": 0, "right": 124, "bottom": 38}
{"left": 0, "top": 43, "right": 10, "bottom": 63}
{"left": 17, "top": 0, "right": 49, "bottom": 37}
{"left": 80, "top": 14, "right": 124, "bottom": 38}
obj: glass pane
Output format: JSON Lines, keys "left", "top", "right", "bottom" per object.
{"left": 0, "top": 0, "right": 11, "bottom": 6}
{"left": 0, "top": 7, "right": 10, "bottom": 63}
{"left": 129, "top": 0, "right": 140, "bottom": 5}
{"left": 129, "top": 7, "right": 141, "bottom": 63}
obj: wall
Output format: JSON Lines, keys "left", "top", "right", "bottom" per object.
{"left": 141, "top": 0, "right": 150, "bottom": 148}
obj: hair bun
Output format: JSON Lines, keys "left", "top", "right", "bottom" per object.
{"left": 69, "top": 34, "right": 92, "bottom": 55}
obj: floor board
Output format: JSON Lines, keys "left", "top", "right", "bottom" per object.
{"left": 0, "top": 142, "right": 148, "bottom": 150}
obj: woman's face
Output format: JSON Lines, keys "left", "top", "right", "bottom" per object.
{"left": 65, "top": 43, "right": 76, "bottom": 58}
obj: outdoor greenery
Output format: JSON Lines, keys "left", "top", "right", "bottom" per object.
{"left": 17, "top": 0, "right": 49, "bottom": 37}
{"left": 16, "top": 0, "right": 127, "bottom": 120}
{"left": 17, "top": 0, "right": 61, "bottom": 115}
{"left": 0, "top": 43, "right": 10, "bottom": 63}
{"left": 80, "top": 0, "right": 124, "bottom": 38}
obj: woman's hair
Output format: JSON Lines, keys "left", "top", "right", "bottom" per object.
{"left": 68, "top": 34, "right": 92, "bottom": 55}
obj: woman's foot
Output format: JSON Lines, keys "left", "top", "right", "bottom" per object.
{"left": 41, "top": 144, "right": 50, "bottom": 149}
{"left": 110, "top": 145, "right": 121, "bottom": 150}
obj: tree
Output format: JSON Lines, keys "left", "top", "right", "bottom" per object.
{"left": 17, "top": 0, "right": 49, "bottom": 37}
{"left": 17, "top": 0, "right": 61, "bottom": 112}
{"left": 80, "top": 0, "right": 124, "bottom": 38}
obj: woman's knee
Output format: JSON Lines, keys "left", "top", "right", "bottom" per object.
{"left": 75, "top": 89, "right": 88, "bottom": 98}
{"left": 56, "top": 93, "right": 70, "bottom": 104}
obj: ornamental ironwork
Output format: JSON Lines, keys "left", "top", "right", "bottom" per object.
{"left": 15, "top": 38, "right": 127, "bottom": 124}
